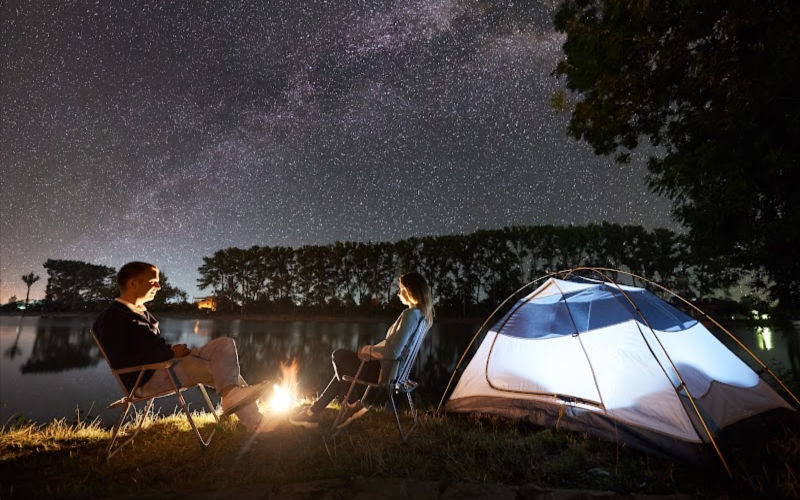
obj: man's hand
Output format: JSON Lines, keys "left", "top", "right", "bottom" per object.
{"left": 172, "top": 344, "right": 191, "bottom": 357}
{"left": 357, "top": 345, "right": 372, "bottom": 361}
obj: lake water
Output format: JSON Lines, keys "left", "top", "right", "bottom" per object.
{"left": 1, "top": 314, "right": 798, "bottom": 426}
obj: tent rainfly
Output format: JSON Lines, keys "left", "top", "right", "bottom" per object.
{"left": 443, "top": 271, "right": 797, "bottom": 471}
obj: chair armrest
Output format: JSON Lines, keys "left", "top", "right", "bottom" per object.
{"left": 341, "top": 375, "right": 382, "bottom": 388}
{"left": 112, "top": 360, "right": 175, "bottom": 374}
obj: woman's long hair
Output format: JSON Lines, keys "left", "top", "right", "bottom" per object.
{"left": 400, "top": 272, "right": 434, "bottom": 325}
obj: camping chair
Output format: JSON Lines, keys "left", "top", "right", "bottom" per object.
{"left": 91, "top": 329, "right": 228, "bottom": 461}
{"left": 331, "top": 319, "right": 431, "bottom": 441}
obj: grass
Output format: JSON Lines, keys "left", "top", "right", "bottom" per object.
{"left": 1, "top": 405, "right": 798, "bottom": 499}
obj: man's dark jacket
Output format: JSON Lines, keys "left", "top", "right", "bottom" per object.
{"left": 93, "top": 301, "right": 174, "bottom": 391}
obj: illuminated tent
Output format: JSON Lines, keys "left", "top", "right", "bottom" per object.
{"left": 444, "top": 275, "right": 795, "bottom": 466}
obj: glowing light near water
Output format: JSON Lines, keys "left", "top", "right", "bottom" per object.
{"left": 756, "top": 326, "right": 774, "bottom": 351}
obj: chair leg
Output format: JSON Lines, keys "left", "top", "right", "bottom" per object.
{"left": 106, "top": 398, "right": 156, "bottom": 461}
{"left": 389, "top": 390, "right": 404, "bottom": 440}
{"left": 105, "top": 402, "right": 131, "bottom": 461}
{"left": 389, "top": 390, "right": 419, "bottom": 442}
{"left": 199, "top": 385, "right": 220, "bottom": 424}
{"left": 406, "top": 391, "right": 419, "bottom": 437}
{"left": 129, "top": 398, "right": 156, "bottom": 441}
{"left": 167, "top": 376, "right": 215, "bottom": 450}
{"left": 331, "top": 362, "right": 366, "bottom": 431}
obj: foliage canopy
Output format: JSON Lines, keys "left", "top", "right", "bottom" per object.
{"left": 41, "top": 259, "right": 187, "bottom": 311}
{"left": 554, "top": 0, "right": 800, "bottom": 312}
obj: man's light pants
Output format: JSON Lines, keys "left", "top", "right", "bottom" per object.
{"left": 140, "top": 337, "right": 259, "bottom": 424}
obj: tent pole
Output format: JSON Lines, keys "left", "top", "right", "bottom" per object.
{"left": 436, "top": 271, "right": 564, "bottom": 413}
{"left": 591, "top": 267, "right": 800, "bottom": 408}
{"left": 586, "top": 267, "right": 733, "bottom": 477}
{"left": 550, "top": 279, "right": 607, "bottom": 411}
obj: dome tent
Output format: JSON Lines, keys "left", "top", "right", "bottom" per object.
{"left": 441, "top": 268, "right": 797, "bottom": 473}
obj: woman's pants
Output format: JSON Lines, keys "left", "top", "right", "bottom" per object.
{"left": 310, "top": 348, "right": 381, "bottom": 414}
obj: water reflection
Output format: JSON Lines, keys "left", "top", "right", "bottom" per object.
{"left": 786, "top": 326, "right": 800, "bottom": 382}
{"left": 756, "top": 326, "right": 774, "bottom": 351}
{"left": 20, "top": 322, "right": 101, "bottom": 373}
{"left": 3, "top": 315, "right": 25, "bottom": 359}
{"left": 1, "top": 315, "right": 798, "bottom": 425}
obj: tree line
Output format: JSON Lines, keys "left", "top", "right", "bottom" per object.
{"left": 196, "top": 223, "right": 724, "bottom": 315}
{"left": 8, "top": 223, "right": 756, "bottom": 316}
{"left": 20, "top": 259, "right": 189, "bottom": 312}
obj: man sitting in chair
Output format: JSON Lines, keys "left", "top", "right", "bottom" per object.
{"left": 94, "top": 261, "right": 268, "bottom": 432}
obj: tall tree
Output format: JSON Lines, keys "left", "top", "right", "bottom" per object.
{"left": 21, "top": 273, "right": 40, "bottom": 308}
{"left": 43, "top": 260, "right": 116, "bottom": 310}
{"left": 197, "top": 249, "right": 240, "bottom": 311}
{"left": 365, "top": 241, "right": 398, "bottom": 306}
{"left": 294, "top": 245, "right": 336, "bottom": 308}
{"left": 420, "top": 235, "right": 459, "bottom": 307}
{"left": 503, "top": 226, "right": 532, "bottom": 282}
{"left": 554, "top": 0, "right": 800, "bottom": 312}
{"left": 265, "top": 246, "right": 296, "bottom": 305}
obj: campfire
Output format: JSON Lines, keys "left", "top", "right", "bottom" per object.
{"left": 264, "top": 359, "right": 302, "bottom": 414}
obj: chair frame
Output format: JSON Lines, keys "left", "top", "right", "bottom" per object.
{"left": 92, "top": 329, "right": 230, "bottom": 461}
{"left": 331, "top": 319, "right": 431, "bottom": 441}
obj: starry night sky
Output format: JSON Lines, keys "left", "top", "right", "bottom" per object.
{"left": 1, "top": 0, "right": 676, "bottom": 301}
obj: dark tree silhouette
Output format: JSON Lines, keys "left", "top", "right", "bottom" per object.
{"left": 43, "top": 260, "right": 116, "bottom": 311}
{"left": 21, "top": 272, "right": 40, "bottom": 309}
{"left": 554, "top": 0, "right": 800, "bottom": 314}
{"left": 198, "top": 223, "right": 693, "bottom": 315}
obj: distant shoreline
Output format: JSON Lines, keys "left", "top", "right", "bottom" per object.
{"left": 4, "top": 310, "right": 796, "bottom": 328}
{"left": 0, "top": 311, "right": 484, "bottom": 324}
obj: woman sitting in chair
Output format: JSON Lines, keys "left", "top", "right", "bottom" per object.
{"left": 290, "top": 271, "right": 433, "bottom": 429}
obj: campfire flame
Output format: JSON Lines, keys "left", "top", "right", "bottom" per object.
{"left": 266, "top": 359, "right": 301, "bottom": 414}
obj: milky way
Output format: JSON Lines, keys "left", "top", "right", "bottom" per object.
{"left": 0, "top": 0, "right": 676, "bottom": 300}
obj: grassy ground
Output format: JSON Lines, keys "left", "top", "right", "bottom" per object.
{"left": 1, "top": 406, "right": 798, "bottom": 499}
